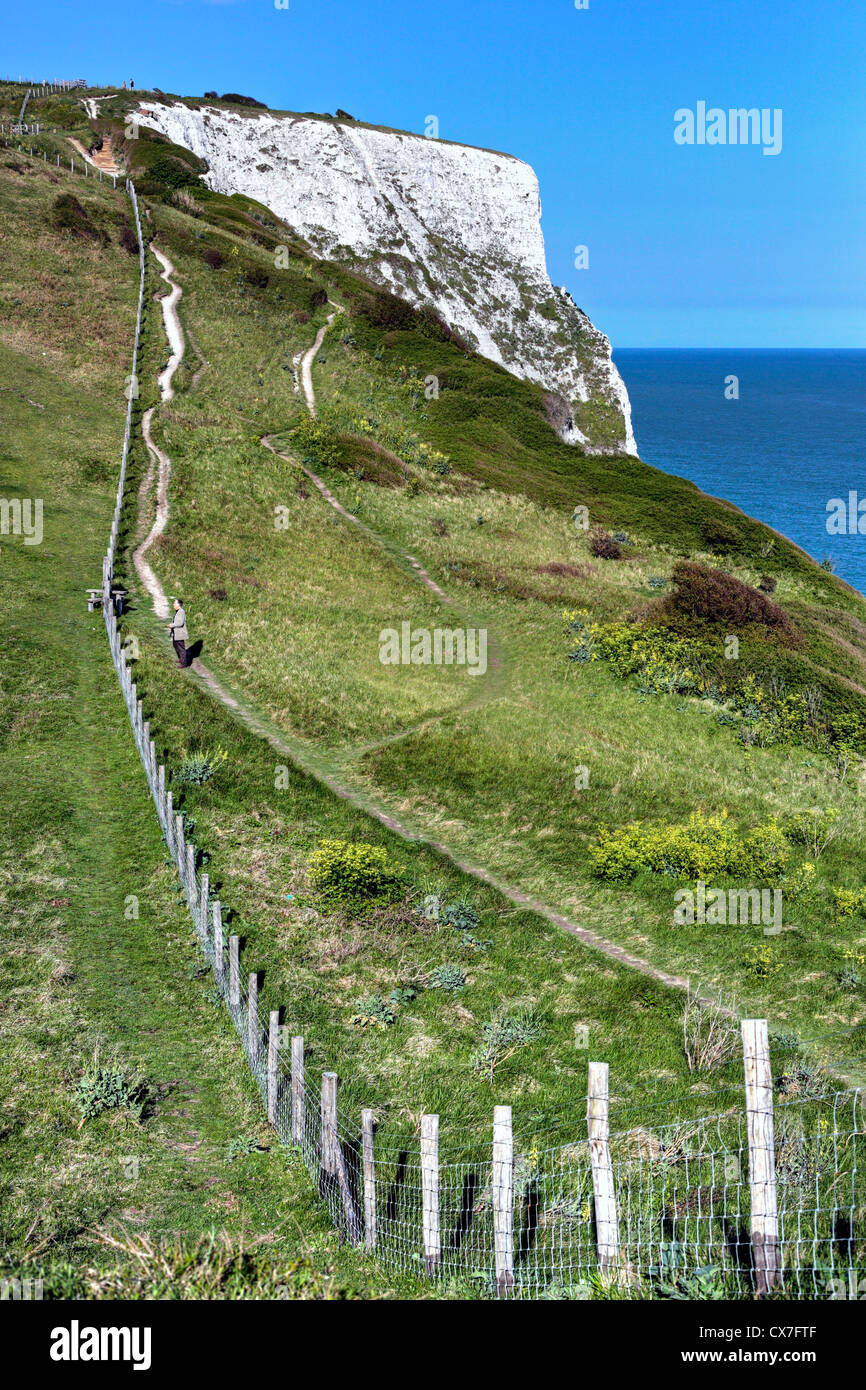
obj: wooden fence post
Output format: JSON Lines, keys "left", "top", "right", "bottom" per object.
{"left": 291, "top": 1036, "right": 305, "bottom": 1145}
{"left": 587, "top": 1061, "right": 620, "bottom": 1277}
{"left": 361, "top": 1109, "right": 377, "bottom": 1250}
{"left": 492, "top": 1105, "right": 514, "bottom": 1294}
{"left": 165, "top": 791, "right": 174, "bottom": 852}
{"left": 742, "top": 1019, "right": 781, "bottom": 1294}
{"left": 318, "top": 1071, "right": 360, "bottom": 1243}
{"left": 320, "top": 1072, "right": 338, "bottom": 1182}
{"left": 212, "top": 901, "right": 223, "bottom": 978}
{"left": 199, "top": 873, "right": 209, "bottom": 943}
{"left": 185, "top": 843, "right": 195, "bottom": 904}
{"left": 267, "top": 1011, "right": 280, "bottom": 1125}
{"left": 420, "top": 1113, "right": 440, "bottom": 1275}
{"left": 229, "top": 935, "right": 240, "bottom": 1010}
{"left": 175, "top": 814, "right": 185, "bottom": 875}
{"left": 248, "top": 972, "right": 259, "bottom": 1060}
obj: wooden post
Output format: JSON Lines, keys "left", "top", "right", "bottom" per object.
{"left": 361, "top": 1108, "right": 377, "bottom": 1250}
{"left": 492, "top": 1105, "right": 514, "bottom": 1294}
{"left": 212, "top": 901, "right": 223, "bottom": 977}
{"left": 587, "top": 1061, "right": 620, "bottom": 1277}
{"left": 165, "top": 791, "right": 174, "bottom": 852}
{"left": 291, "top": 1036, "right": 305, "bottom": 1145}
{"left": 420, "top": 1113, "right": 440, "bottom": 1275}
{"left": 229, "top": 935, "right": 240, "bottom": 1010}
{"left": 320, "top": 1072, "right": 338, "bottom": 1180}
{"left": 185, "top": 843, "right": 195, "bottom": 903}
{"left": 267, "top": 1011, "right": 280, "bottom": 1124}
{"left": 157, "top": 762, "right": 165, "bottom": 810}
{"left": 174, "top": 814, "right": 185, "bottom": 874}
{"left": 199, "top": 873, "right": 209, "bottom": 943}
{"left": 742, "top": 1019, "right": 781, "bottom": 1294}
{"left": 248, "top": 972, "right": 259, "bottom": 1060}
{"left": 318, "top": 1071, "right": 360, "bottom": 1242}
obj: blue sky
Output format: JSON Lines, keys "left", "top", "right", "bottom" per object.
{"left": 5, "top": 0, "right": 863, "bottom": 346}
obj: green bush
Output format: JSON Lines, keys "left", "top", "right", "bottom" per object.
{"left": 289, "top": 414, "right": 344, "bottom": 470}
{"left": 308, "top": 838, "right": 396, "bottom": 902}
{"left": 590, "top": 810, "right": 790, "bottom": 883}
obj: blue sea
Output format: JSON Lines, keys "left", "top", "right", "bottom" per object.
{"left": 613, "top": 350, "right": 866, "bottom": 596}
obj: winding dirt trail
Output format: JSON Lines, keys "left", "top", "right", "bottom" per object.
{"left": 132, "top": 245, "right": 184, "bottom": 622}
{"left": 133, "top": 267, "right": 694, "bottom": 996}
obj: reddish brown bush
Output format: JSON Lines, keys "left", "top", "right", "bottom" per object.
{"left": 589, "top": 527, "right": 621, "bottom": 560}
{"left": 118, "top": 223, "right": 139, "bottom": 255}
{"left": 665, "top": 561, "right": 797, "bottom": 635}
{"left": 203, "top": 247, "right": 223, "bottom": 270}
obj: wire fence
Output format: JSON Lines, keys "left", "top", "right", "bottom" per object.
{"left": 87, "top": 172, "right": 866, "bottom": 1299}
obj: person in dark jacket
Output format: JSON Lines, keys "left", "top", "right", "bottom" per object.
{"left": 168, "top": 597, "right": 190, "bottom": 668}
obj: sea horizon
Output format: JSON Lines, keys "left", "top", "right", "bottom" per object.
{"left": 614, "top": 347, "right": 866, "bottom": 596}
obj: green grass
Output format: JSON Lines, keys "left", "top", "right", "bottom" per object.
{"left": 4, "top": 104, "right": 866, "bottom": 1298}
{"left": 0, "top": 158, "right": 401, "bottom": 1299}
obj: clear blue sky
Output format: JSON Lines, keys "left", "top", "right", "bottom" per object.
{"left": 5, "top": 0, "right": 863, "bottom": 347}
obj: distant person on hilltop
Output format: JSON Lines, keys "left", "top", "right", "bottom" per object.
{"left": 130, "top": 78, "right": 135, "bottom": 90}
{"left": 167, "top": 597, "right": 190, "bottom": 668}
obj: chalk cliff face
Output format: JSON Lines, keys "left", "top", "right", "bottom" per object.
{"left": 137, "top": 102, "right": 635, "bottom": 454}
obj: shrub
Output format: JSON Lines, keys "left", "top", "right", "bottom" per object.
{"left": 290, "top": 414, "right": 343, "bottom": 469}
{"left": 664, "top": 561, "right": 797, "bottom": 636}
{"left": 427, "top": 963, "right": 467, "bottom": 992}
{"left": 308, "top": 839, "right": 396, "bottom": 902}
{"left": 783, "top": 807, "right": 841, "bottom": 859}
{"left": 203, "top": 247, "right": 223, "bottom": 270}
{"left": 743, "top": 944, "right": 781, "bottom": 980}
{"left": 832, "top": 887, "right": 866, "bottom": 917}
{"left": 699, "top": 516, "right": 740, "bottom": 553}
{"left": 49, "top": 193, "right": 105, "bottom": 242}
{"left": 588, "top": 526, "right": 621, "bottom": 559}
{"left": 220, "top": 92, "right": 266, "bottom": 108}
{"left": 118, "top": 222, "right": 139, "bottom": 255}
{"left": 590, "top": 810, "right": 790, "bottom": 883}
{"left": 758, "top": 573, "right": 778, "bottom": 594}
{"left": 358, "top": 288, "right": 416, "bottom": 332}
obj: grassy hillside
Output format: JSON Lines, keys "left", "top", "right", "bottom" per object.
{"left": 3, "top": 89, "right": 866, "bottom": 1297}
{"left": 105, "top": 130, "right": 866, "bottom": 1083}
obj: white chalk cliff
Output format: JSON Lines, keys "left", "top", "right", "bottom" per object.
{"left": 137, "top": 102, "right": 636, "bottom": 454}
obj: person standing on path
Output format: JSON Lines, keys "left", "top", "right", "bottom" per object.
{"left": 168, "top": 597, "right": 190, "bottom": 668}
